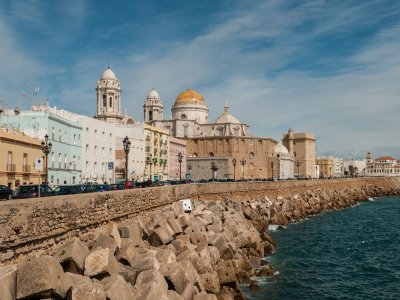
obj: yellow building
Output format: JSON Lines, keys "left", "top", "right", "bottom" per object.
{"left": 0, "top": 128, "right": 44, "bottom": 188}
{"left": 316, "top": 157, "right": 334, "bottom": 178}
{"left": 144, "top": 124, "right": 169, "bottom": 181}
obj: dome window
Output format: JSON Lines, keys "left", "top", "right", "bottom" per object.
{"left": 181, "top": 114, "right": 187, "bottom": 119}
{"left": 209, "top": 152, "right": 214, "bottom": 157}
{"left": 249, "top": 152, "right": 254, "bottom": 159}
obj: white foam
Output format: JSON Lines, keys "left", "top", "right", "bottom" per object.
{"left": 368, "top": 197, "right": 375, "bottom": 201}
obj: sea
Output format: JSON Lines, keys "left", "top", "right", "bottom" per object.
{"left": 243, "top": 196, "right": 400, "bottom": 300}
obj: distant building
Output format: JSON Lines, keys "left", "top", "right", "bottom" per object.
{"left": 271, "top": 143, "right": 294, "bottom": 179}
{"left": 365, "top": 152, "right": 400, "bottom": 177}
{"left": 316, "top": 157, "right": 333, "bottom": 178}
{"left": 283, "top": 129, "right": 316, "bottom": 179}
{"left": 327, "top": 156, "right": 344, "bottom": 177}
{"left": 169, "top": 136, "right": 187, "bottom": 181}
{"left": 0, "top": 128, "right": 44, "bottom": 188}
{"left": 343, "top": 159, "right": 366, "bottom": 177}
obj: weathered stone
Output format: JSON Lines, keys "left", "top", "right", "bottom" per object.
{"left": 130, "top": 254, "right": 160, "bottom": 272}
{"left": 192, "top": 255, "right": 213, "bottom": 274}
{"left": 193, "top": 294, "right": 218, "bottom": 300}
{"left": 135, "top": 269, "right": 168, "bottom": 290}
{"left": 236, "top": 271, "right": 251, "bottom": 284}
{"left": 66, "top": 282, "right": 106, "bottom": 300}
{"left": 54, "top": 237, "right": 90, "bottom": 273}
{"left": 101, "top": 275, "right": 135, "bottom": 300}
{"left": 176, "top": 214, "right": 190, "bottom": 230}
{"left": 64, "top": 272, "right": 92, "bottom": 291}
{"left": 257, "top": 265, "right": 274, "bottom": 277}
{"left": 118, "top": 220, "right": 143, "bottom": 246}
{"left": 200, "top": 272, "right": 220, "bottom": 294}
{"left": 95, "top": 222, "right": 121, "bottom": 249}
{"left": 179, "top": 260, "right": 205, "bottom": 293}
{"left": 92, "top": 233, "right": 118, "bottom": 254}
{"left": 0, "top": 264, "right": 17, "bottom": 300}
{"left": 159, "top": 262, "right": 186, "bottom": 294}
{"left": 249, "top": 281, "right": 261, "bottom": 292}
{"left": 190, "top": 232, "right": 208, "bottom": 247}
{"left": 216, "top": 264, "right": 237, "bottom": 286}
{"left": 167, "top": 290, "right": 184, "bottom": 300}
{"left": 248, "top": 255, "right": 261, "bottom": 268}
{"left": 116, "top": 239, "right": 137, "bottom": 266}
{"left": 155, "top": 248, "right": 177, "bottom": 265}
{"left": 17, "top": 255, "right": 66, "bottom": 299}
{"left": 167, "top": 218, "right": 183, "bottom": 235}
{"left": 117, "top": 263, "right": 137, "bottom": 286}
{"left": 84, "top": 248, "right": 119, "bottom": 278}
{"left": 133, "top": 269, "right": 169, "bottom": 300}
{"left": 148, "top": 227, "right": 173, "bottom": 246}
{"left": 184, "top": 224, "right": 201, "bottom": 235}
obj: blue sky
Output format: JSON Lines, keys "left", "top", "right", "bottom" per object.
{"left": 0, "top": 0, "right": 399, "bottom": 159}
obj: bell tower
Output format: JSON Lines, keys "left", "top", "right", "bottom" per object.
{"left": 95, "top": 67, "right": 123, "bottom": 124}
{"left": 143, "top": 88, "right": 164, "bottom": 124}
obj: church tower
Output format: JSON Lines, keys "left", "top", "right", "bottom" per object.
{"left": 143, "top": 88, "right": 164, "bottom": 124}
{"left": 95, "top": 67, "right": 123, "bottom": 124}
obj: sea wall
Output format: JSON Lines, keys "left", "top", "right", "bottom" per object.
{"left": 0, "top": 177, "right": 400, "bottom": 299}
{"left": 0, "top": 177, "right": 399, "bottom": 265}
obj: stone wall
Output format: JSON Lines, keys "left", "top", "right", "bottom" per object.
{"left": 1, "top": 177, "right": 399, "bottom": 265}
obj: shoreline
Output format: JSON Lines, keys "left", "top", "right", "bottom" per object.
{"left": 1, "top": 181, "right": 400, "bottom": 299}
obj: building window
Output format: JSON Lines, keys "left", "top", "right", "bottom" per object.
{"left": 64, "top": 154, "right": 67, "bottom": 169}
{"left": 65, "top": 131, "right": 67, "bottom": 142}
{"left": 59, "top": 130, "right": 62, "bottom": 142}
{"left": 102, "top": 131, "right": 105, "bottom": 142}
{"left": 52, "top": 127, "right": 55, "bottom": 139}
{"left": 109, "top": 148, "right": 112, "bottom": 158}
{"left": 102, "top": 147, "right": 105, "bottom": 157}
{"left": 58, "top": 153, "right": 62, "bottom": 168}
{"left": 73, "top": 134, "right": 76, "bottom": 144}
{"left": 86, "top": 144, "right": 89, "bottom": 154}
{"left": 109, "top": 97, "right": 112, "bottom": 107}
{"left": 94, "top": 146, "right": 97, "bottom": 156}
{"left": 86, "top": 161, "right": 89, "bottom": 171}
{"left": 102, "top": 94, "right": 106, "bottom": 107}
{"left": 51, "top": 152, "right": 54, "bottom": 168}
{"left": 86, "top": 127, "right": 89, "bottom": 137}
{"left": 95, "top": 130, "right": 97, "bottom": 140}
{"left": 94, "top": 162, "right": 97, "bottom": 172}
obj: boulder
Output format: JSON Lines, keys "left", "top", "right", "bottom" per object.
{"left": 148, "top": 227, "right": 173, "bottom": 246}
{"left": 16, "top": 255, "right": 66, "bottom": 299}
{"left": 130, "top": 253, "right": 160, "bottom": 273}
{"left": 92, "top": 233, "right": 118, "bottom": 254}
{"left": 167, "top": 218, "right": 183, "bottom": 235}
{"left": 0, "top": 264, "right": 17, "bottom": 300}
{"left": 194, "top": 294, "right": 218, "bottom": 300}
{"left": 54, "top": 237, "right": 90, "bottom": 273}
{"left": 155, "top": 248, "right": 177, "bottom": 265}
{"left": 84, "top": 248, "right": 119, "bottom": 278}
{"left": 66, "top": 282, "right": 106, "bottom": 300}
{"left": 135, "top": 269, "right": 168, "bottom": 291}
{"left": 101, "top": 275, "right": 135, "bottom": 300}
{"left": 257, "top": 265, "right": 274, "bottom": 277}
{"left": 159, "top": 262, "right": 186, "bottom": 294}
{"left": 116, "top": 239, "right": 137, "bottom": 266}
{"left": 200, "top": 272, "right": 220, "bottom": 294}
{"left": 64, "top": 272, "right": 92, "bottom": 291}
{"left": 118, "top": 220, "right": 143, "bottom": 246}
{"left": 167, "top": 290, "right": 184, "bottom": 300}
{"left": 95, "top": 222, "right": 121, "bottom": 249}
{"left": 190, "top": 232, "right": 208, "bottom": 247}
{"left": 133, "top": 270, "right": 169, "bottom": 300}
{"left": 117, "top": 263, "right": 138, "bottom": 286}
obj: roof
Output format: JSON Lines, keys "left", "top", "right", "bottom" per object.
{"left": 174, "top": 89, "right": 207, "bottom": 107}
{"left": 375, "top": 156, "right": 397, "bottom": 161}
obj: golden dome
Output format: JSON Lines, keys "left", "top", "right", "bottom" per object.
{"left": 174, "top": 89, "right": 207, "bottom": 107}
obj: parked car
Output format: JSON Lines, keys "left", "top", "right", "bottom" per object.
{"left": 109, "top": 183, "right": 125, "bottom": 190}
{"left": 53, "top": 185, "right": 84, "bottom": 195}
{"left": 15, "top": 184, "right": 56, "bottom": 199}
{"left": 0, "top": 185, "right": 13, "bottom": 200}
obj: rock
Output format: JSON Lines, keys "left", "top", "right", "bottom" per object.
{"left": 257, "top": 265, "right": 274, "bottom": 277}
{"left": 16, "top": 255, "right": 66, "bottom": 299}
{"left": 135, "top": 269, "right": 168, "bottom": 291}
{"left": 159, "top": 262, "right": 186, "bottom": 294}
{"left": 155, "top": 248, "right": 177, "bottom": 265}
{"left": 95, "top": 222, "right": 121, "bottom": 249}
{"left": 133, "top": 269, "right": 169, "bottom": 300}
{"left": 167, "top": 218, "right": 183, "bottom": 235}
{"left": 190, "top": 232, "right": 208, "bottom": 247}
{"left": 92, "top": 233, "right": 118, "bottom": 254}
{"left": 118, "top": 220, "right": 143, "bottom": 246}
{"left": 66, "top": 281, "right": 106, "bottom": 300}
{"left": 84, "top": 248, "right": 119, "bottom": 278}
{"left": 216, "top": 264, "right": 237, "bottom": 286}
{"left": 116, "top": 239, "right": 137, "bottom": 266}
{"left": 54, "top": 237, "right": 90, "bottom": 273}
{"left": 249, "top": 281, "right": 261, "bottom": 292}
{"left": 130, "top": 253, "right": 160, "bottom": 273}
{"left": 64, "top": 272, "right": 92, "bottom": 291}
{"left": 101, "top": 275, "right": 135, "bottom": 300}
{"left": 200, "top": 272, "right": 220, "bottom": 294}
{"left": 0, "top": 264, "right": 17, "bottom": 300}
{"left": 148, "top": 227, "right": 173, "bottom": 246}
{"left": 117, "top": 263, "right": 137, "bottom": 286}
{"left": 167, "top": 290, "right": 184, "bottom": 300}
{"left": 194, "top": 294, "right": 218, "bottom": 300}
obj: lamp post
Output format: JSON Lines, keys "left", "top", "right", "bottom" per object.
{"left": 271, "top": 161, "right": 275, "bottom": 180}
{"left": 232, "top": 158, "right": 237, "bottom": 181}
{"left": 149, "top": 153, "right": 153, "bottom": 183}
{"left": 122, "top": 136, "right": 131, "bottom": 182}
{"left": 41, "top": 134, "right": 52, "bottom": 184}
{"left": 211, "top": 161, "right": 218, "bottom": 181}
{"left": 187, "top": 164, "right": 192, "bottom": 181}
{"left": 240, "top": 158, "right": 246, "bottom": 180}
{"left": 177, "top": 152, "right": 183, "bottom": 182}
{"left": 296, "top": 160, "right": 301, "bottom": 179}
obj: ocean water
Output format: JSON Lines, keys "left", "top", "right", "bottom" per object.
{"left": 244, "top": 196, "right": 400, "bottom": 300}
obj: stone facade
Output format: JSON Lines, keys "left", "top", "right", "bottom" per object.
{"left": 0, "top": 128, "right": 44, "bottom": 188}
{"left": 144, "top": 124, "right": 169, "bottom": 181}
{"left": 168, "top": 136, "right": 187, "bottom": 181}
{"left": 365, "top": 152, "right": 400, "bottom": 177}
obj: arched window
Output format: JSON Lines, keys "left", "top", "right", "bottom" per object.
{"left": 109, "top": 97, "right": 112, "bottom": 107}
{"left": 102, "top": 95, "right": 106, "bottom": 107}
{"left": 209, "top": 152, "right": 214, "bottom": 157}
{"left": 149, "top": 110, "right": 153, "bottom": 121}
{"left": 192, "top": 152, "right": 198, "bottom": 157}
{"left": 181, "top": 114, "right": 187, "bottom": 119}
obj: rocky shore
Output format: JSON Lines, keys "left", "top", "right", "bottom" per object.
{"left": 1, "top": 183, "right": 399, "bottom": 299}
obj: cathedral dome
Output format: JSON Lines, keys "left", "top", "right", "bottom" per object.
{"left": 147, "top": 88, "right": 160, "bottom": 100}
{"left": 274, "top": 143, "right": 290, "bottom": 156}
{"left": 215, "top": 101, "right": 241, "bottom": 124}
{"left": 174, "top": 89, "right": 207, "bottom": 107}
{"left": 101, "top": 67, "right": 118, "bottom": 80}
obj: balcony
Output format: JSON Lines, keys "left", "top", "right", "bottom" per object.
{"left": 22, "top": 165, "right": 31, "bottom": 173}
{"left": 6, "top": 164, "right": 16, "bottom": 173}
{"left": 145, "top": 136, "right": 151, "bottom": 141}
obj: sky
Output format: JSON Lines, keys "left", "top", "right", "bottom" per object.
{"left": 0, "top": 0, "right": 399, "bottom": 159}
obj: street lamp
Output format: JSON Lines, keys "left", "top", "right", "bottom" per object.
{"left": 211, "top": 161, "right": 218, "bottom": 181}
{"left": 177, "top": 152, "right": 183, "bottom": 182}
{"left": 240, "top": 158, "right": 246, "bottom": 180}
{"left": 296, "top": 160, "right": 301, "bottom": 179}
{"left": 41, "top": 134, "right": 52, "bottom": 184}
{"left": 122, "top": 136, "right": 131, "bottom": 182}
{"left": 271, "top": 161, "right": 275, "bottom": 180}
{"left": 232, "top": 158, "right": 237, "bottom": 181}
{"left": 187, "top": 164, "right": 192, "bottom": 181}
